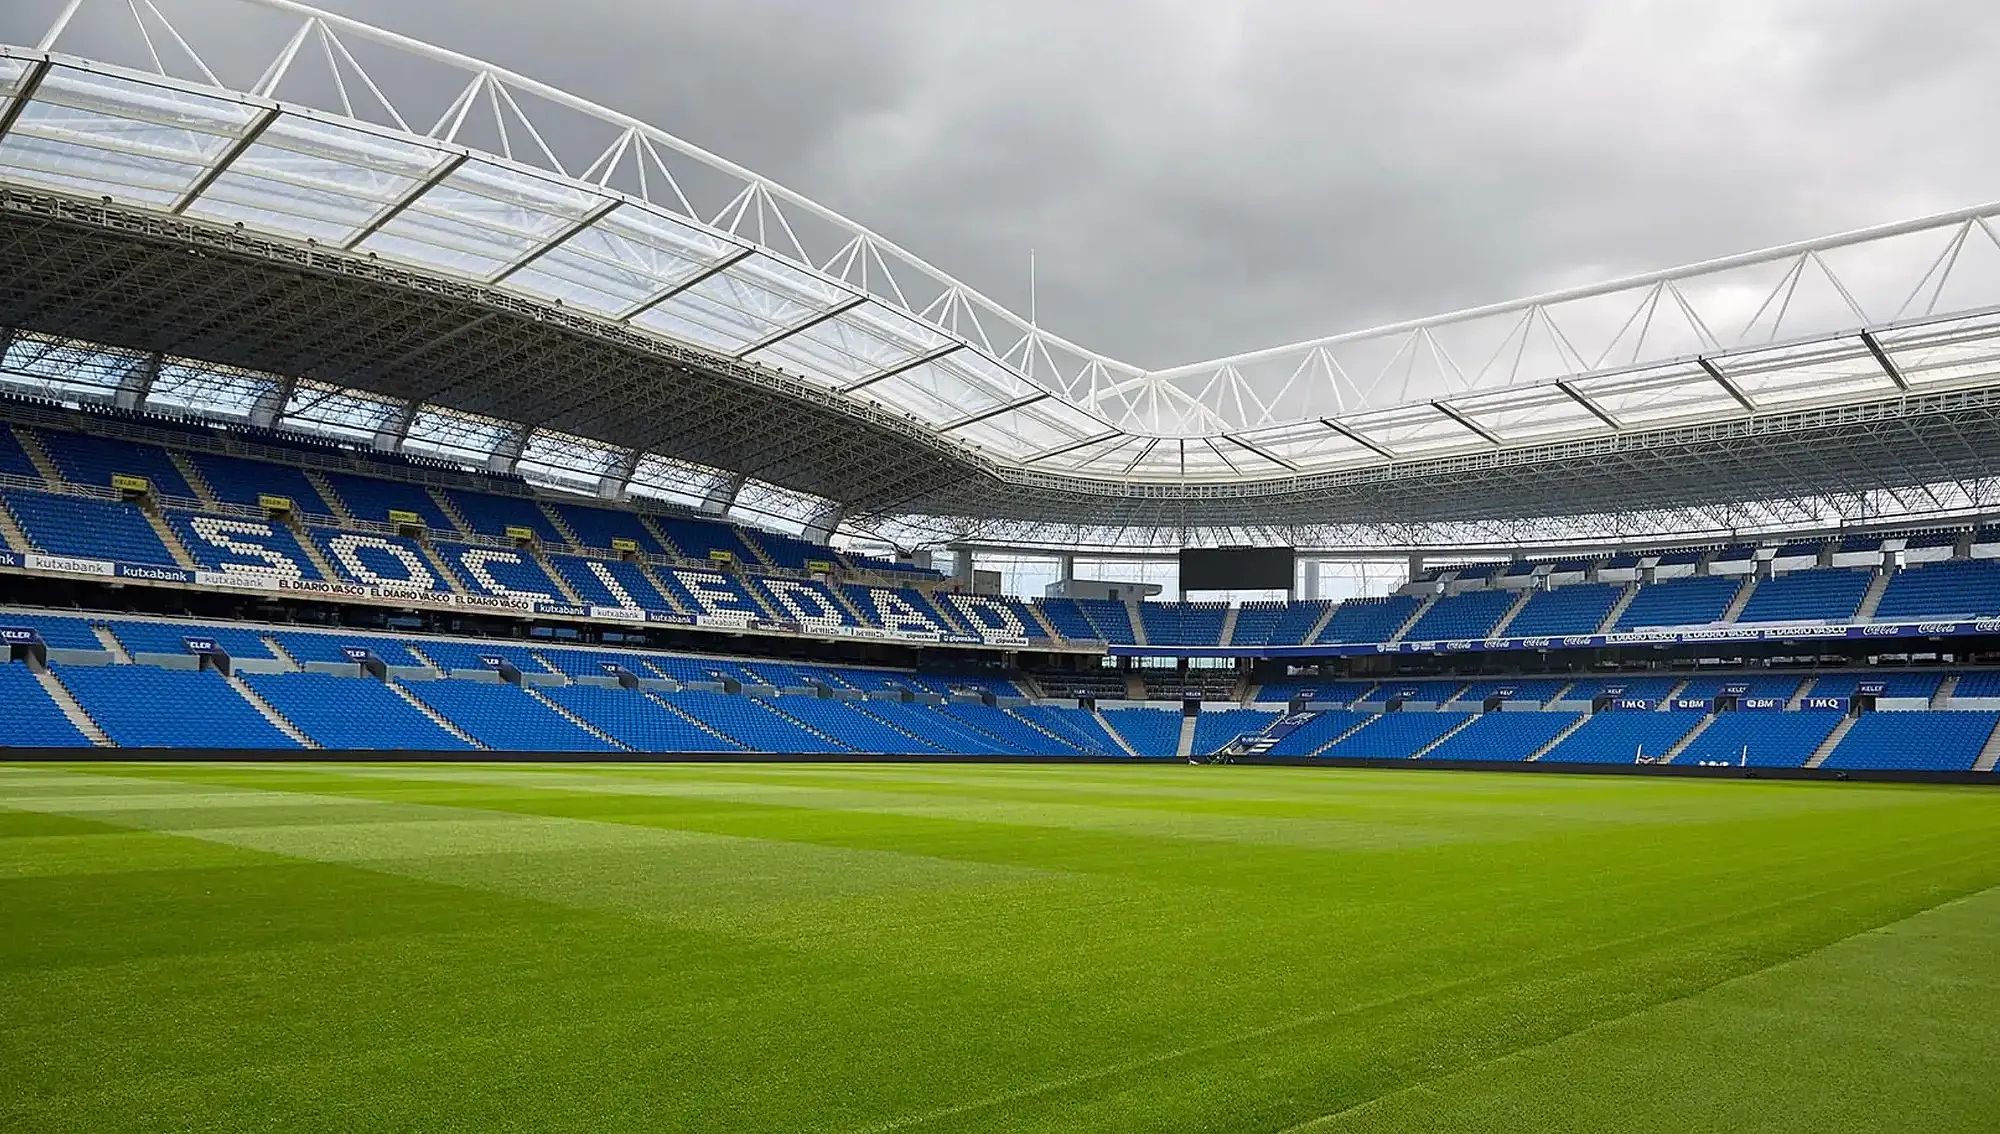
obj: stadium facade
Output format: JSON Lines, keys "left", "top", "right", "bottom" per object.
{"left": 2, "top": 1, "right": 2000, "bottom": 778}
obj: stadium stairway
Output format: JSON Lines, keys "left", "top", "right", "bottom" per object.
{"left": 1721, "top": 576, "right": 1758, "bottom": 621}
{"left": 0, "top": 495, "right": 30, "bottom": 552}
{"left": 1597, "top": 584, "right": 1639, "bottom": 633}
{"left": 32, "top": 668, "right": 112, "bottom": 746}
{"left": 429, "top": 490, "right": 475, "bottom": 538}
{"left": 1975, "top": 723, "right": 2000, "bottom": 773}
{"left": 1803, "top": 716, "right": 1858, "bottom": 768}
{"left": 418, "top": 542, "right": 471, "bottom": 595}
{"left": 1527, "top": 713, "right": 1591, "bottom": 760}
{"left": 1487, "top": 589, "right": 1536, "bottom": 637}
{"left": 301, "top": 470, "right": 353, "bottom": 523}
{"left": 1934, "top": 675, "right": 1959, "bottom": 709}
{"left": 1661, "top": 715, "right": 1715, "bottom": 762}
{"left": 389, "top": 682, "right": 485, "bottom": 748}
{"left": 526, "top": 687, "right": 629, "bottom": 750}
{"left": 13, "top": 427, "right": 65, "bottom": 487}
{"left": 167, "top": 451, "right": 218, "bottom": 508}
{"left": 141, "top": 507, "right": 199, "bottom": 570}
{"left": 91, "top": 625, "right": 131, "bottom": 662}
{"left": 645, "top": 693, "right": 741, "bottom": 745}
{"left": 1217, "top": 605, "right": 1239, "bottom": 648}
{"left": 1176, "top": 714, "right": 1197, "bottom": 758}
{"left": 1409, "top": 714, "right": 1479, "bottom": 758}
{"left": 1094, "top": 707, "right": 1140, "bottom": 756}
{"left": 1302, "top": 603, "right": 1340, "bottom": 643}
{"left": 539, "top": 557, "right": 587, "bottom": 605}
{"left": 223, "top": 671, "right": 319, "bottom": 748}
{"left": 1856, "top": 571, "right": 1892, "bottom": 620}
{"left": 260, "top": 634, "right": 302, "bottom": 670}
{"left": 539, "top": 504, "right": 584, "bottom": 548}
{"left": 1387, "top": 594, "right": 1438, "bottom": 643}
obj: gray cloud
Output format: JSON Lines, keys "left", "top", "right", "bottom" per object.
{"left": 23, "top": 0, "right": 1997, "bottom": 368}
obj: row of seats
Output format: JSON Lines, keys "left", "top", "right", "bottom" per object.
{"left": 16, "top": 654, "right": 1998, "bottom": 772}
{"left": 1255, "top": 669, "right": 1985, "bottom": 706}
{"left": 7, "top": 418, "right": 939, "bottom": 580}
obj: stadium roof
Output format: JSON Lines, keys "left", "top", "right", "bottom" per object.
{"left": 6, "top": 0, "right": 2000, "bottom": 551}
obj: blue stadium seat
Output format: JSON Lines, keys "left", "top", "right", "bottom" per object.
{"left": 769, "top": 697, "right": 938, "bottom": 753}
{"left": 243, "top": 671, "right": 472, "bottom": 750}
{"left": 1450, "top": 678, "right": 1572, "bottom": 706}
{"left": 859, "top": 701, "right": 1019, "bottom": 755}
{"left": 540, "top": 686, "right": 741, "bottom": 752}
{"left": 1673, "top": 674, "right": 1803, "bottom": 703}
{"left": 4, "top": 490, "right": 177, "bottom": 565}
{"left": 1403, "top": 589, "right": 1519, "bottom": 641}
{"left": 652, "top": 516, "right": 759, "bottom": 563}
{"left": 1557, "top": 675, "right": 1681, "bottom": 703}
{"left": 1614, "top": 574, "right": 1741, "bottom": 630}
{"left": 316, "top": 471, "right": 455, "bottom": 530}
{"left": 1872, "top": 560, "right": 2000, "bottom": 620}
{"left": 1820, "top": 711, "right": 2000, "bottom": 772}
{"left": 1805, "top": 671, "right": 1943, "bottom": 700}
{"left": 547, "top": 501, "right": 657, "bottom": 552}
{"left": 267, "top": 630, "right": 432, "bottom": 668}
{"left": 181, "top": 451, "right": 328, "bottom": 512}
{"left": 1316, "top": 595, "right": 1421, "bottom": 644}
{"left": 416, "top": 640, "right": 555, "bottom": 675}
{"left": 55, "top": 664, "right": 298, "bottom": 748}
{"left": 1264, "top": 710, "right": 1374, "bottom": 756}
{"left": 944, "top": 703, "right": 1090, "bottom": 755}
{"left": 1321, "top": 712, "right": 1466, "bottom": 759}
{"left": 434, "top": 541, "right": 566, "bottom": 601}
{"left": 0, "top": 662, "right": 93, "bottom": 746}
{"left": 1009, "top": 704, "right": 1123, "bottom": 755}
{"left": 654, "top": 690, "right": 839, "bottom": 753}
{"left": 1503, "top": 583, "right": 1623, "bottom": 637}
{"left": 104, "top": 620, "right": 275, "bottom": 660}
{"left": 1537, "top": 710, "right": 1705, "bottom": 764}
{"left": 398, "top": 679, "right": 615, "bottom": 752}
{"left": 1675, "top": 710, "right": 1844, "bottom": 768}
{"left": 310, "top": 528, "right": 453, "bottom": 592}
{"left": 1735, "top": 568, "right": 1871, "bottom": 624}
{"left": 1421, "top": 711, "right": 1581, "bottom": 762}
{"left": 1137, "top": 602, "right": 1228, "bottom": 647}
{"left": 35, "top": 429, "right": 196, "bottom": 498}
{"left": 1192, "top": 708, "right": 1279, "bottom": 754}
{"left": 547, "top": 554, "right": 675, "bottom": 611}
{"left": 0, "top": 426, "right": 46, "bottom": 481}
{"left": 443, "top": 489, "right": 562, "bottom": 542}
{"left": 1100, "top": 707, "right": 1182, "bottom": 757}
{"left": 1073, "top": 599, "right": 1138, "bottom": 644}
{"left": 167, "top": 511, "right": 325, "bottom": 580}
{"left": 0, "top": 612, "right": 104, "bottom": 650}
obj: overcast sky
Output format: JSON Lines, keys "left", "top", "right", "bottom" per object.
{"left": 21, "top": 0, "right": 2000, "bottom": 368}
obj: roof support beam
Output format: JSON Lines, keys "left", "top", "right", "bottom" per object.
{"left": 1022, "top": 429, "right": 1122, "bottom": 464}
{"left": 1555, "top": 379, "right": 1622, "bottom": 430}
{"left": 171, "top": 105, "right": 281, "bottom": 215}
{"left": 734, "top": 294, "right": 868, "bottom": 358}
{"left": 487, "top": 197, "right": 620, "bottom": 284}
{"left": 0, "top": 59, "right": 50, "bottom": 146}
{"left": 1223, "top": 434, "right": 1300, "bottom": 472}
{"left": 1120, "top": 437, "right": 1161, "bottom": 476}
{"left": 840, "top": 342, "right": 962, "bottom": 394}
{"left": 1321, "top": 417, "right": 1398, "bottom": 460}
{"left": 1430, "top": 400, "right": 1500, "bottom": 445}
{"left": 935, "top": 391, "right": 1050, "bottom": 434}
{"left": 615, "top": 245, "right": 755, "bottom": 322}
{"left": 342, "top": 152, "right": 468, "bottom": 251}
{"left": 1697, "top": 356, "right": 1758, "bottom": 412}
{"left": 1859, "top": 330, "right": 1910, "bottom": 390}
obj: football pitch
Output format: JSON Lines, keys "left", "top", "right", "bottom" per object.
{"left": 4, "top": 762, "right": 1999, "bottom": 1132}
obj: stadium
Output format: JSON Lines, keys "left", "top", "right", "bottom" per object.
{"left": 3, "top": 0, "right": 2000, "bottom": 1129}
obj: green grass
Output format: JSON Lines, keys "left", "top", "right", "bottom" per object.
{"left": 4, "top": 762, "right": 2000, "bottom": 1132}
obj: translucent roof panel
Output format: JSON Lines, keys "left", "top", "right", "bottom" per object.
{"left": 518, "top": 427, "right": 624, "bottom": 493}
{"left": 1574, "top": 363, "right": 1743, "bottom": 426}
{"left": 505, "top": 205, "right": 736, "bottom": 317}
{"left": 360, "top": 160, "right": 600, "bottom": 279}
{"left": 627, "top": 451, "right": 730, "bottom": 509}
{"left": 0, "top": 65, "right": 256, "bottom": 208}
{"left": 146, "top": 362, "right": 274, "bottom": 420}
{"left": 1882, "top": 314, "right": 2000, "bottom": 388}
{"left": 948, "top": 394, "right": 1105, "bottom": 457}
{"left": 1339, "top": 403, "right": 1491, "bottom": 459}
{"left": 184, "top": 116, "right": 447, "bottom": 245}
{"left": 632, "top": 252, "right": 849, "bottom": 359}
{"left": 1232, "top": 419, "right": 1375, "bottom": 471}
{"left": 747, "top": 303, "right": 949, "bottom": 384}
{"left": 1711, "top": 339, "right": 1895, "bottom": 409}
{"left": 1449, "top": 384, "right": 1605, "bottom": 445}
